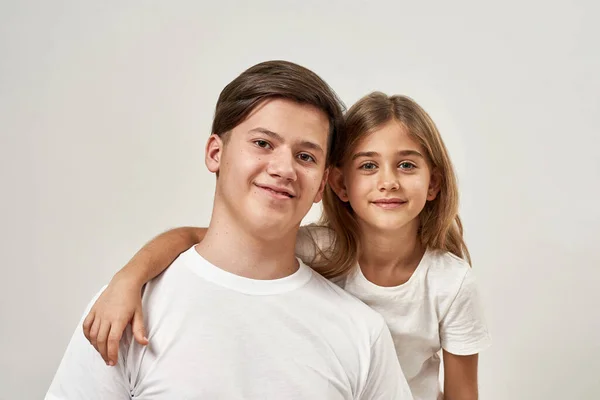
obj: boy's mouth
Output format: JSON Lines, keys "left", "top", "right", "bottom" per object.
{"left": 255, "top": 183, "right": 295, "bottom": 199}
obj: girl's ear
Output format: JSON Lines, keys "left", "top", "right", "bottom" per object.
{"left": 427, "top": 169, "right": 442, "bottom": 201}
{"left": 328, "top": 167, "right": 349, "bottom": 202}
{"left": 205, "top": 134, "right": 223, "bottom": 173}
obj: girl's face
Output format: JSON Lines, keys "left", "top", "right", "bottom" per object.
{"left": 332, "top": 119, "right": 440, "bottom": 234}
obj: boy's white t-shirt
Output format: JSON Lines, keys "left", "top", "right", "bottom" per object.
{"left": 297, "top": 225, "right": 491, "bottom": 400}
{"left": 46, "top": 246, "right": 413, "bottom": 399}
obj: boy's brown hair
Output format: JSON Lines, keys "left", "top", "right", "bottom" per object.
{"left": 211, "top": 60, "right": 345, "bottom": 165}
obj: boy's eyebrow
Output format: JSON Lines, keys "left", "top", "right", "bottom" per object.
{"left": 250, "top": 127, "right": 285, "bottom": 142}
{"left": 351, "top": 149, "right": 424, "bottom": 160}
{"left": 249, "top": 127, "right": 324, "bottom": 155}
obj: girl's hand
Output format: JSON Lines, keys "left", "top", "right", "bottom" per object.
{"left": 82, "top": 272, "right": 148, "bottom": 366}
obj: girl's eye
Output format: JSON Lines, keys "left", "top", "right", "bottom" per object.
{"left": 399, "top": 161, "right": 416, "bottom": 170}
{"left": 359, "top": 162, "right": 377, "bottom": 170}
{"left": 298, "top": 153, "right": 316, "bottom": 163}
{"left": 254, "top": 140, "right": 272, "bottom": 149}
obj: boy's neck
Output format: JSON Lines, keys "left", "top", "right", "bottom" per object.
{"left": 195, "top": 209, "right": 300, "bottom": 280}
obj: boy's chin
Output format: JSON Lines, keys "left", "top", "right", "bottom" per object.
{"left": 247, "top": 218, "right": 299, "bottom": 240}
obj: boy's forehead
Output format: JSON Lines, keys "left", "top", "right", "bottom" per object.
{"left": 235, "top": 99, "right": 330, "bottom": 146}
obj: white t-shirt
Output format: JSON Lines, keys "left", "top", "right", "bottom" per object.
{"left": 296, "top": 225, "right": 491, "bottom": 400}
{"left": 46, "top": 246, "right": 413, "bottom": 399}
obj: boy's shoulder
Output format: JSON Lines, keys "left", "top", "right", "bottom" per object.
{"left": 304, "top": 263, "right": 386, "bottom": 330}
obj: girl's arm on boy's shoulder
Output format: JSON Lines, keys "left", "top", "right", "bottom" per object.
{"left": 82, "top": 226, "right": 207, "bottom": 366}
{"left": 118, "top": 226, "right": 206, "bottom": 285}
{"left": 443, "top": 351, "right": 479, "bottom": 400}
{"left": 84, "top": 224, "right": 332, "bottom": 367}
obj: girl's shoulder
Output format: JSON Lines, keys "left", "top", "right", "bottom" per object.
{"left": 297, "top": 224, "right": 336, "bottom": 250}
{"left": 424, "top": 250, "right": 491, "bottom": 353}
{"left": 421, "top": 248, "right": 476, "bottom": 303}
{"left": 295, "top": 224, "right": 337, "bottom": 263}
{"left": 423, "top": 248, "right": 471, "bottom": 277}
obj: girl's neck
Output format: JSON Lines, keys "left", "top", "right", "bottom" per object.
{"left": 357, "top": 219, "right": 425, "bottom": 286}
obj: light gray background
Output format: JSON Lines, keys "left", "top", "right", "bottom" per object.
{"left": 1, "top": 1, "right": 598, "bottom": 399}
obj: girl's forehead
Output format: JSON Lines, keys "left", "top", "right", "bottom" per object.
{"left": 353, "top": 121, "right": 423, "bottom": 152}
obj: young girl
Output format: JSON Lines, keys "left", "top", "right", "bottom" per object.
{"left": 84, "top": 92, "right": 490, "bottom": 399}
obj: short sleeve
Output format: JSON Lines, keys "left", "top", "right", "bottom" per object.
{"left": 440, "top": 268, "right": 491, "bottom": 356}
{"left": 45, "top": 288, "right": 132, "bottom": 399}
{"left": 295, "top": 224, "right": 336, "bottom": 265}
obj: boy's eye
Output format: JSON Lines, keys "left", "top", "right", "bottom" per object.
{"left": 298, "top": 153, "right": 316, "bottom": 163}
{"left": 360, "top": 162, "right": 377, "bottom": 170}
{"left": 399, "top": 161, "right": 416, "bottom": 170}
{"left": 254, "top": 140, "right": 272, "bottom": 149}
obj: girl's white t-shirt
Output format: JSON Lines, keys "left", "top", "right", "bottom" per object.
{"left": 296, "top": 225, "right": 491, "bottom": 400}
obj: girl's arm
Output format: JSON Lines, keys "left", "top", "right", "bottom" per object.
{"left": 84, "top": 224, "right": 333, "bottom": 366}
{"left": 442, "top": 351, "right": 479, "bottom": 399}
{"left": 439, "top": 266, "right": 490, "bottom": 399}
{"left": 82, "top": 226, "right": 207, "bottom": 366}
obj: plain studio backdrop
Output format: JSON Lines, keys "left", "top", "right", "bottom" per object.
{"left": 1, "top": 1, "right": 598, "bottom": 399}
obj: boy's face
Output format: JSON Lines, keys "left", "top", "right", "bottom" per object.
{"left": 205, "top": 98, "right": 330, "bottom": 239}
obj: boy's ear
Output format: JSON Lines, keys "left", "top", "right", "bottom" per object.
{"left": 205, "top": 134, "right": 223, "bottom": 174}
{"left": 313, "top": 168, "right": 329, "bottom": 204}
{"left": 328, "top": 167, "right": 349, "bottom": 202}
{"left": 427, "top": 169, "right": 442, "bottom": 201}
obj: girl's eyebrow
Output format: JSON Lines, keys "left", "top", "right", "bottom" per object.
{"left": 397, "top": 150, "right": 424, "bottom": 158}
{"left": 351, "top": 151, "right": 379, "bottom": 160}
{"left": 351, "top": 149, "right": 424, "bottom": 160}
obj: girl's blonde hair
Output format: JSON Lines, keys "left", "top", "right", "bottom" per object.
{"left": 312, "top": 91, "right": 470, "bottom": 279}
